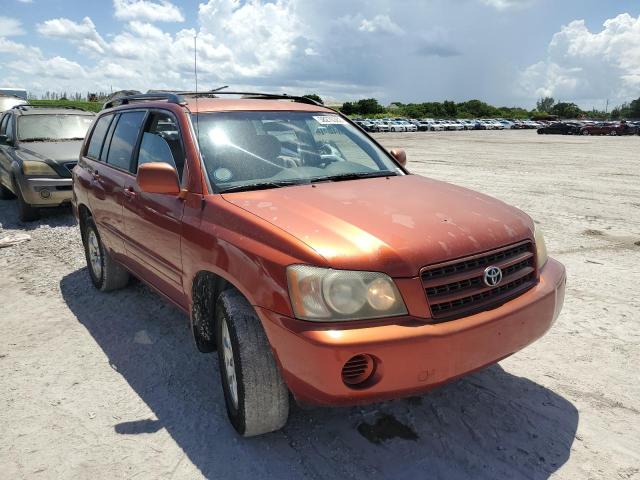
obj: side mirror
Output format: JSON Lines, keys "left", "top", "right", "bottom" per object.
{"left": 389, "top": 148, "right": 407, "bottom": 167}
{"left": 137, "top": 162, "right": 180, "bottom": 195}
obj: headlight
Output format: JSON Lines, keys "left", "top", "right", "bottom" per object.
{"left": 286, "top": 265, "right": 408, "bottom": 321}
{"left": 534, "top": 224, "right": 548, "bottom": 268}
{"left": 22, "top": 160, "right": 58, "bottom": 176}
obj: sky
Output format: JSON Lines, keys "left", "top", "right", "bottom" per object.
{"left": 0, "top": 0, "right": 639, "bottom": 109}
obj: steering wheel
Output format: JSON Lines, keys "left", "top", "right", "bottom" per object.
{"left": 318, "top": 143, "right": 345, "bottom": 166}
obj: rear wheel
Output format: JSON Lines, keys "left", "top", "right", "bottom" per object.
{"left": 82, "top": 217, "right": 130, "bottom": 291}
{"left": 215, "top": 289, "right": 289, "bottom": 436}
{"left": 13, "top": 178, "right": 39, "bottom": 222}
{"left": 582, "top": 130, "right": 590, "bottom": 136}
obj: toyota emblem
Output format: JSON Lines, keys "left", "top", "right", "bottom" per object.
{"left": 483, "top": 266, "right": 503, "bottom": 287}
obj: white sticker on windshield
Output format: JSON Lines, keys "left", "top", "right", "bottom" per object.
{"left": 313, "top": 115, "right": 348, "bottom": 125}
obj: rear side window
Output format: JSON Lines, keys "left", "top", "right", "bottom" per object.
{"left": 106, "top": 111, "right": 146, "bottom": 172}
{"left": 86, "top": 115, "right": 113, "bottom": 160}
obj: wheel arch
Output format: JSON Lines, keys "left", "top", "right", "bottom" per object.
{"left": 190, "top": 269, "right": 251, "bottom": 353}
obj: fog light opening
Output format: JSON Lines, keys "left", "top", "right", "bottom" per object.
{"left": 341, "top": 354, "right": 375, "bottom": 387}
{"left": 39, "top": 188, "right": 51, "bottom": 199}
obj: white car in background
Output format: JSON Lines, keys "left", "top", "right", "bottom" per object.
{"left": 400, "top": 120, "right": 417, "bottom": 132}
{"left": 376, "top": 121, "right": 391, "bottom": 132}
{"left": 389, "top": 121, "right": 406, "bottom": 132}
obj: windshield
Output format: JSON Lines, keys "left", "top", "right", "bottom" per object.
{"left": 193, "top": 111, "right": 404, "bottom": 193}
{"left": 18, "top": 114, "right": 94, "bottom": 142}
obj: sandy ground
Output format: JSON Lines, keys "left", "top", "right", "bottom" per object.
{"left": 1, "top": 130, "right": 639, "bottom": 480}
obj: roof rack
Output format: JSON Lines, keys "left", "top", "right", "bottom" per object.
{"left": 11, "top": 104, "right": 89, "bottom": 112}
{"left": 102, "top": 90, "right": 323, "bottom": 110}
{"left": 103, "top": 92, "right": 187, "bottom": 110}
{"left": 177, "top": 91, "right": 323, "bottom": 106}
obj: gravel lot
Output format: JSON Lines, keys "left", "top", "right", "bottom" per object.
{"left": 1, "top": 130, "right": 639, "bottom": 479}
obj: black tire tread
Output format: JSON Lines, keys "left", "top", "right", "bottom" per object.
{"left": 216, "top": 289, "right": 289, "bottom": 437}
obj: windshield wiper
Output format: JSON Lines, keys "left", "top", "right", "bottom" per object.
{"left": 220, "top": 179, "right": 307, "bottom": 193}
{"left": 310, "top": 171, "right": 398, "bottom": 183}
{"left": 20, "top": 137, "right": 85, "bottom": 142}
{"left": 20, "top": 137, "right": 57, "bottom": 142}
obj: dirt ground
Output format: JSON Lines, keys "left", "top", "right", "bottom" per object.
{"left": 1, "top": 130, "right": 639, "bottom": 480}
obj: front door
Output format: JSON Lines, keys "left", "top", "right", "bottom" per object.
{"left": 121, "top": 110, "right": 187, "bottom": 305}
{"left": 0, "top": 114, "right": 15, "bottom": 192}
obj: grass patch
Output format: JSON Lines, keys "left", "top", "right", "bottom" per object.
{"left": 28, "top": 99, "right": 103, "bottom": 113}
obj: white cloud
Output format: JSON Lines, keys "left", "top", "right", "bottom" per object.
{"left": 198, "top": 0, "right": 305, "bottom": 77}
{"left": 480, "top": 0, "right": 534, "bottom": 10}
{"left": 0, "top": 16, "right": 24, "bottom": 36}
{"left": 113, "top": 0, "right": 184, "bottom": 23}
{"left": 520, "top": 13, "right": 640, "bottom": 106}
{"left": 37, "top": 17, "right": 107, "bottom": 54}
{"left": 358, "top": 14, "right": 403, "bottom": 35}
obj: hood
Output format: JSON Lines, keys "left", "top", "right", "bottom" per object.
{"left": 17, "top": 141, "right": 83, "bottom": 164}
{"left": 222, "top": 175, "right": 534, "bottom": 277}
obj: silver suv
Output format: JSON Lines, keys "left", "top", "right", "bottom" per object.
{"left": 0, "top": 105, "right": 95, "bottom": 221}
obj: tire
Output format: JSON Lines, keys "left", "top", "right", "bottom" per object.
{"left": 13, "top": 178, "right": 39, "bottom": 222}
{"left": 0, "top": 181, "right": 15, "bottom": 200}
{"left": 82, "top": 217, "right": 130, "bottom": 291}
{"left": 582, "top": 130, "right": 590, "bottom": 136}
{"left": 215, "top": 289, "right": 289, "bottom": 437}
{"left": 610, "top": 130, "right": 617, "bottom": 136}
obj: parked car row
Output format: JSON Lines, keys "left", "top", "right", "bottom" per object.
{"left": 353, "top": 118, "right": 548, "bottom": 132}
{"left": 537, "top": 120, "right": 640, "bottom": 136}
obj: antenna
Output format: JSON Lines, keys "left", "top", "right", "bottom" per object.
{"left": 194, "top": 34, "right": 200, "bottom": 145}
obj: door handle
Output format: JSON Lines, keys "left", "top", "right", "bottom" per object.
{"left": 123, "top": 187, "right": 137, "bottom": 200}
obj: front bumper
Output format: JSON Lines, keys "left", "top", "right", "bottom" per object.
{"left": 258, "top": 258, "right": 566, "bottom": 406}
{"left": 15, "top": 175, "right": 73, "bottom": 207}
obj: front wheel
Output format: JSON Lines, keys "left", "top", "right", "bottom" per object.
{"left": 0, "top": 181, "right": 15, "bottom": 200}
{"left": 582, "top": 130, "right": 590, "bottom": 136}
{"left": 82, "top": 217, "right": 130, "bottom": 291}
{"left": 215, "top": 289, "right": 289, "bottom": 437}
{"left": 13, "top": 178, "right": 39, "bottom": 222}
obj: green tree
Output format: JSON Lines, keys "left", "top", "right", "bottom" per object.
{"left": 303, "top": 93, "right": 323, "bottom": 105}
{"left": 630, "top": 97, "right": 640, "bottom": 118}
{"left": 536, "top": 97, "right": 555, "bottom": 113}
{"left": 550, "top": 102, "right": 583, "bottom": 119}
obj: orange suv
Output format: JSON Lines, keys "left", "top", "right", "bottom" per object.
{"left": 72, "top": 91, "right": 566, "bottom": 436}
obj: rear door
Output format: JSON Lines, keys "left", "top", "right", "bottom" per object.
{"left": 85, "top": 110, "right": 147, "bottom": 257}
{"left": 121, "top": 110, "right": 186, "bottom": 304}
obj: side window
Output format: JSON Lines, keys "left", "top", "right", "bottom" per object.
{"left": 106, "top": 111, "right": 146, "bottom": 172}
{"left": 86, "top": 115, "right": 113, "bottom": 160}
{"left": 5, "top": 115, "right": 15, "bottom": 141}
{"left": 137, "top": 112, "right": 185, "bottom": 180}
{"left": 0, "top": 114, "right": 8, "bottom": 135}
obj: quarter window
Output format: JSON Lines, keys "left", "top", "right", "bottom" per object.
{"left": 86, "top": 115, "right": 113, "bottom": 160}
{"left": 106, "top": 111, "right": 146, "bottom": 172}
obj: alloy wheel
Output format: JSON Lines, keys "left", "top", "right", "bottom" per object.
{"left": 221, "top": 318, "right": 239, "bottom": 409}
{"left": 87, "top": 230, "right": 102, "bottom": 279}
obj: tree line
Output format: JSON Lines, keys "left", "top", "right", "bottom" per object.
{"left": 27, "top": 91, "right": 640, "bottom": 119}
{"left": 325, "top": 95, "right": 640, "bottom": 120}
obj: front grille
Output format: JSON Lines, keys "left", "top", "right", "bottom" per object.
{"left": 421, "top": 241, "right": 537, "bottom": 321}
